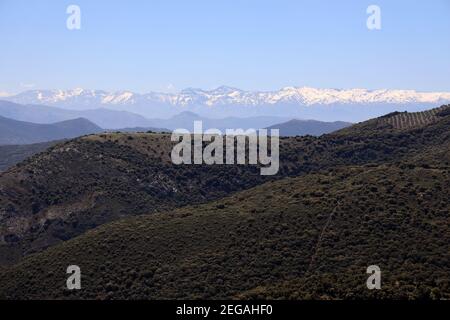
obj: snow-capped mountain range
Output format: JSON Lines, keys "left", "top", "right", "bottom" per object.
{"left": 9, "top": 86, "right": 450, "bottom": 107}
{"left": 5, "top": 86, "right": 450, "bottom": 122}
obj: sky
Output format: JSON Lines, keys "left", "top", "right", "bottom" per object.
{"left": 0, "top": 0, "right": 449, "bottom": 94}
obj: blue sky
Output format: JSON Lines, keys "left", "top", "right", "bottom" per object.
{"left": 0, "top": 0, "right": 449, "bottom": 94}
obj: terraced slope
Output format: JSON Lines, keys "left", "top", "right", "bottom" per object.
{"left": 379, "top": 105, "right": 449, "bottom": 130}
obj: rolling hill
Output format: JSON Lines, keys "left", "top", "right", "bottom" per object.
{"left": 0, "top": 100, "right": 355, "bottom": 135}
{"left": 0, "top": 116, "right": 102, "bottom": 145}
{"left": 0, "top": 100, "right": 289, "bottom": 132}
{"left": 0, "top": 100, "right": 158, "bottom": 129}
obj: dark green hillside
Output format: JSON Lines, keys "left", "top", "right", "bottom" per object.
{"left": 0, "top": 105, "right": 449, "bottom": 265}
{"left": 0, "top": 161, "right": 448, "bottom": 299}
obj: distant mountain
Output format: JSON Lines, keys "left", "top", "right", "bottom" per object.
{"left": 5, "top": 87, "right": 450, "bottom": 121}
{"left": 9, "top": 86, "right": 450, "bottom": 109}
{"left": 266, "top": 119, "right": 352, "bottom": 136}
{"left": 0, "top": 100, "right": 158, "bottom": 129}
{"left": 150, "top": 111, "right": 288, "bottom": 132}
{"left": 0, "top": 101, "right": 287, "bottom": 132}
{"left": 0, "top": 116, "right": 102, "bottom": 145}
{"left": 103, "top": 112, "right": 289, "bottom": 133}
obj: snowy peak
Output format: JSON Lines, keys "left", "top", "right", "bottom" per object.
{"left": 7, "top": 86, "right": 450, "bottom": 109}
{"left": 270, "top": 87, "right": 450, "bottom": 105}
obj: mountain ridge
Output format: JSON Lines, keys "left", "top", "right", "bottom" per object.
{"left": 0, "top": 100, "right": 157, "bottom": 129}
{"left": 6, "top": 87, "right": 450, "bottom": 121}
{"left": 8, "top": 86, "right": 450, "bottom": 107}
{"left": 0, "top": 116, "right": 102, "bottom": 145}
